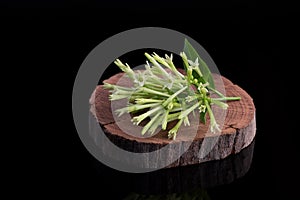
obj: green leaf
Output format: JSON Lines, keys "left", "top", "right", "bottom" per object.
{"left": 192, "top": 70, "right": 206, "bottom": 84}
{"left": 200, "top": 111, "right": 207, "bottom": 124}
{"left": 183, "top": 38, "right": 215, "bottom": 89}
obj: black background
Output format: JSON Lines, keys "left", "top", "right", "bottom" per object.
{"left": 2, "top": 0, "right": 299, "bottom": 199}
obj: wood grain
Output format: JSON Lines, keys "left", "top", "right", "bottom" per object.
{"left": 89, "top": 72, "right": 256, "bottom": 167}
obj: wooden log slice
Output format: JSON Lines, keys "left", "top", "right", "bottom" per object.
{"left": 89, "top": 72, "right": 256, "bottom": 168}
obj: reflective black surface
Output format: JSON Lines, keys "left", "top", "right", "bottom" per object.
{"left": 90, "top": 139, "right": 256, "bottom": 195}
{"left": 70, "top": 13, "right": 296, "bottom": 200}
{"left": 4, "top": 1, "right": 298, "bottom": 199}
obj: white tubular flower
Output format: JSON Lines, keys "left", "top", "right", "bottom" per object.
{"left": 164, "top": 77, "right": 174, "bottom": 90}
{"left": 164, "top": 54, "right": 176, "bottom": 71}
{"left": 180, "top": 52, "right": 189, "bottom": 69}
{"left": 165, "top": 54, "right": 173, "bottom": 63}
{"left": 168, "top": 118, "right": 184, "bottom": 140}
{"left": 198, "top": 82, "right": 208, "bottom": 94}
{"left": 114, "top": 59, "right": 135, "bottom": 80}
{"left": 115, "top": 107, "right": 128, "bottom": 117}
{"left": 185, "top": 95, "right": 198, "bottom": 102}
{"left": 178, "top": 102, "right": 200, "bottom": 119}
{"left": 152, "top": 52, "right": 169, "bottom": 67}
{"left": 164, "top": 53, "right": 185, "bottom": 79}
{"left": 210, "top": 122, "right": 221, "bottom": 133}
{"left": 199, "top": 104, "right": 206, "bottom": 113}
{"left": 180, "top": 52, "right": 187, "bottom": 60}
{"left": 141, "top": 112, "right": 161, "bottom": 135}
{"left": 204, "top": 99, "right": 221, "bottom": 134}
{"left": 131, "top": 106, "right": 162, "bottom": 125}
{"left": 161, "top": 110, "right": 169, "bottom": 130}
{"left": 187, "top": 57, "right": 203, "bottom": 77}
{"left": 145, "top": 60, "right": 151, "bottom": 67}
{"left": 183, "top": 116, "right": 190, "bottom": 126}
{"left": 134, "top": 70, "right": 146, "bottom": 87}
{"left": 188, "top": 57, "right": 199, "bottom": 69}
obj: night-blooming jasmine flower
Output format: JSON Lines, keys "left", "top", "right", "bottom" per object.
{"left": 199, "top": 105, "right": 206, "bottom": 113}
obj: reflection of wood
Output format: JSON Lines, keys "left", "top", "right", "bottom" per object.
{"left": 132, "top": 140, "right": 255, "bottom": 194}
{"left": 89, "top": 72, "right": 256, "bottom": 167}
{"left": 89, "top": 114, "right": 255, "bottom": 194}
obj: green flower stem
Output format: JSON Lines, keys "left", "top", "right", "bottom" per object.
{"left": 204, "top": 99, "right": 221, "bottom": 133}
{"left": 135, "top": 98, "right": 163, "bottom": 104}
{"left": 172, "top": 102, "right": 181, "bottom": 108}
{"left": 210, "top": 99, "right": 228, "bottom": 109}
{"left": 168, "top": 118, "right": 184, "bottom": 140}
{"left": 141, "top": 111, "right": 162, "bottom": 135}
{"left": 169, "top": 63, "right": 185, "bottom": 79}
{"left": 103, "top": 83, "right": 135, "bottom": 91}
{"left": 113, "top": 89, "right": 134, "bottom": 95}
{"left": 212, "top": 97, "right": 241, "bottom": 101}
{"left": 167, "top": 112, "right": 181, "bottom": 121}
{"left": 169, "top": 107, "right": 182, "bottom": 112}
{"left": 146, "top": 76, "right": 166, "bottom": 85}
{"left": 162, "top": 86, "right": 188, "bottom": 108}
{"left": 139, "top": 87, "right": 171, "bottom": 97}
{"left": 165, "top": 58, "right": 185, "bottom": 79}
{"left": 183, "top": 116, "right": 190, "bottom": 126}
{"left": 180, "top": 52, "right": 189, "bottom": 70}
{"left": 193, "top": 66, "right": 203, "bottom": 78}
{"left": 127, "top": 102, "right": 161, "bottom": 112}
{"left": 109, "top": 94, "right": 131, "bottom": 100}
{"left": 144, "top": 85, "right": 168, "bottom": 93}
{"left": 130, "top": 95, "right": 152, "bottom": 102}
{"left": 115, "top": 102, "right": 160, "bottom": 116}
{"left": 131, "top": 106, "right": 162, "bottom": 125}
{"left": 162, "top": 110, "right": 170, "bottom": 130}
{"left": 148, "top": 113, "right": 164, "bottom": 135}
{"left": 208, "top": 86, "right": 225, "bottom": 98}
{"left": 186, "top": 68, "right": 194, "bottom": 83}
{"left": 143, "top": 82, "right": 163, "bottom": 89}
{"left": 178, "top": 102, "right": 200, "bottom": 119}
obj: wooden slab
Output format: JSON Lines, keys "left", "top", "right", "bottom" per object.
{"left": 89, "top": 72, "right": 256, "bottom": 168}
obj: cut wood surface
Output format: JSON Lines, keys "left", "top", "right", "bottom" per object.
{"left": 89, "top": 72, "right": 256, "bottom": 168}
